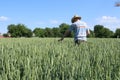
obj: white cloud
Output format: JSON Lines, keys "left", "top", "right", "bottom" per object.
{"left": 0, "top": 16, "right": 9, "bottom": 21}
{"left": 49, "top": 20, "right": 61, "bottom": 25}
{"left": 97, "top": 16, "right": 120, "bottom": 23}
{"left": 96, "top": 16, "right": 120, "bottom": 31}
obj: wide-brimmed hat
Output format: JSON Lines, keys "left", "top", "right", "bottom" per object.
{"left": 72, "top": 15, "right": 81, "bottom": 20}
{"left": 71, "top": 15, "right": 81, "bottom": 23}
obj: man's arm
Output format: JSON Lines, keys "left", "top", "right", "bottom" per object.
{"left": 58, "top": 30, "right": 71, "bottom": 41}
{"left": 86, "top": 29, "right": 90, "bottom": 35}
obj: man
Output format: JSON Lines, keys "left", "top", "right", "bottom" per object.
{"left": 58, "top": 15, "right": 90, "bottom": 45}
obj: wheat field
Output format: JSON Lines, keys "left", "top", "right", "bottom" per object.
{"left": 0, "top": 38, "right": 120, "bottom": 80}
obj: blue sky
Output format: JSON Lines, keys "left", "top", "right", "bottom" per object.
{"left": 0, "top": 0, "right": 120, "bottom": 34}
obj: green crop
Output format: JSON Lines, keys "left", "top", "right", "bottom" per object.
{"left": 0, "top": 38, "right": 119, "bottom": 80}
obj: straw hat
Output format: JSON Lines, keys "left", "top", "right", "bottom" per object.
{"left": 71, "top": 15, "right": 81, "bottom": 23}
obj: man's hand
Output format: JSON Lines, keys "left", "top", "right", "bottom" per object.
{"left": 58, "top": 38, "right": 64, "bottom": 42}
{"left": 58, "top": 30, "right": 70, "bottom": 42}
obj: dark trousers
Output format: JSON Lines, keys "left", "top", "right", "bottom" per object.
{"left": 75, "top": 40, "right": 86, "bottom": 45}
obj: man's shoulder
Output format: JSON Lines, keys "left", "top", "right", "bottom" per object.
{"left": 79, "top": 21, "right": 87, "bottom": 24}
{"left": 71, "top": 20, "right": 87, "bottom": 27}
{"left": 75, "top": 20, "right": 87, "bottom": 26}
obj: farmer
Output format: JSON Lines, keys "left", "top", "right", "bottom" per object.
{"left": 58, "top": 15, "right": 90, "bottom": 45}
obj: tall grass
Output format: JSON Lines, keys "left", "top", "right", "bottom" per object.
{"left": 0, "top": 38, "right": 120, "bottom": 80}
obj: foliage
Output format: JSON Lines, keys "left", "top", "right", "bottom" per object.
{"left": 7, "top": 24, "right": 32, "bottom": 37}
{"left": 3, "top": 33, "right": 9, "bottom": 37}
{"left": 114, "top": 28, "right": 120, "bottom": 38}
{"left": 59, "top": 23, "right": 73, "bottom": 37}
{"left": 94, "top": 25, "right": 113, "bottom": 38}
{"left": 59, "top": 23, "right": 70, "bottom": 35}
{"left": 52, "top": 27, "right": 61, "bottom": 37}
{"left": 33, "top": 28, "right": 45, "bottom": 37}
{"left": 5, "top": 23, "right": 119, "bottom": 38}
{"left": 102, "top": 28, "right": 114, "bottom": 38}
{"left": 33, "top": 23, "right": 70, "bottom": 37}
{"left": 44, "top": 28, "right": 53, "bottom": 37}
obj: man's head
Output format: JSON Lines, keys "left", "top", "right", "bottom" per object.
{"left": 71, "top": 15, "right": 81, "bottom": 23}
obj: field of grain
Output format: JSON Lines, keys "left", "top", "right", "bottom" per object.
{"left": 0, "top": 38, "right": 120, "bottom": 80}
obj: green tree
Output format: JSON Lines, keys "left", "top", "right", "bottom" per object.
{"left": 114, "top": 28, "right": 120, "bottom": 38}
{"left": 7, "top": 24, "right": 32, "bottom": 37}
{"left": 94, "top": 25, "right": 104, "bottom": 38}
{"left": 52, "top": 27, "right": 61, "bottom": 37}
{"left": 59, "top": 23, "right": 73, "bottom": 37}
{"left": 7, "top": 24, "right": 19, "bottom": 37}
{"left": 25, "top": 29, "right": 32, "bottom": 37}
{"left": 3, "top": 33, "right": 9, "bottom": 37}
{"left": 59, "top": 23, "right": 70, "bottom": 35}
{"left": 33, "top": 28, "right": 45, "bottom": 37}
{"left": 94, "top": 25, "right": 113, "bottom": 38}
{"left": 102, "top": 28, "right": 114, "bottom": 38}
{"left": 44, "top": 28, "right": 53, "bottom": 37}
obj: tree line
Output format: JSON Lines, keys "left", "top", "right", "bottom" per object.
{"left": 3, "top": 23, "right": 120, "bottom": 38}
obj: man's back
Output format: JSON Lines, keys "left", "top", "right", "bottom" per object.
{"left": 69, "top": 20, "right": 88, "bottom": 41}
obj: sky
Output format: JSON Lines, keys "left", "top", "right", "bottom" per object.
{"left": 0, "top": 0, "right": 120, "bottom": 34}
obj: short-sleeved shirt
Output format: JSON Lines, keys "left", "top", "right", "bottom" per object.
{"left": 69, "top": 20, "right": 89, "bottom": 41}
